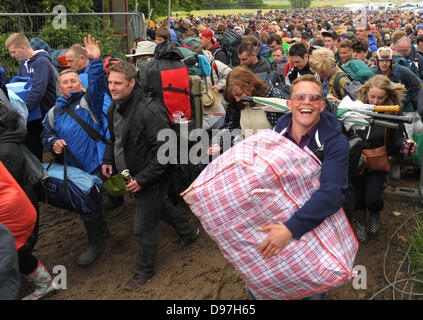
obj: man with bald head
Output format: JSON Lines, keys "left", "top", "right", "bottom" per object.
{"left": 396, "top": 36, "right": 423, "bottom": 80}
{"left": 65, "top": 44, "right": 90, "bottom": 75}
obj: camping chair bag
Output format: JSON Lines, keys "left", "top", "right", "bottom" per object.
{"left": 182, "top": 129, "right": 358, "bottom": 300}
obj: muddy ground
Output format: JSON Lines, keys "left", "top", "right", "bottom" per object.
{"left": 18, "top": 166, "right": 423, "bottom": 301}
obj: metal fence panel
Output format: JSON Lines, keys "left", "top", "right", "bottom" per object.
{"left": 0, "top": 12, "right": 146, "bottom": 57}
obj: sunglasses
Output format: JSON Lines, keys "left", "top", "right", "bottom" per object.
{"left": 291, "top": 93, "right": 322, "bottom": 103}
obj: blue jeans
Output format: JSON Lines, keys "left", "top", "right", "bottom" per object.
{"left": 134, "top": 179, "right": 195, "bottom": 276}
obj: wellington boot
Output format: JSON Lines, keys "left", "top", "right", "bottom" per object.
{"left": 369, "top": 211, "right": 381, "bottom": 236}
{"left": 354, "top": 210, "right": 368, "bottom": 243}
{"left": 77, "top": 215, "right": 103, "bottom": 265}
{"left": 22, "top": 260, "right": 56, "bottom": 300}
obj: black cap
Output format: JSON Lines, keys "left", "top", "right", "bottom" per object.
{"left": 321, "top": 29, "right": 338, "bottom": 40}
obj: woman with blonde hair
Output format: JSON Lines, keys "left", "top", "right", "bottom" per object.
{"left": 350, "top": 75, "right": 416, "bottom": 243}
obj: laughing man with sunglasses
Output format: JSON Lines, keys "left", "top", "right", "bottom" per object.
{"left": 255, "top": 75, "right": 349, "bottom": 299}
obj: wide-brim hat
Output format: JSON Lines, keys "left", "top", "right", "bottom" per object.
{"left": 202, "top": 85, "right": 221, "bottom": 115}
{"left": 126, "top": 41, "right": 157, "bottom": 57}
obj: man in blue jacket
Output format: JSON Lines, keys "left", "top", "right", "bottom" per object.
{"left": 65, "top": 43, "right": 121, "bottom": 211}
{"left": 356, "top": 24, "right": 378, "bottom": 53}
{"left": 41, "top": 35, "right": 107, "bottom": 266}
{"left": 254, "top": 74, "right": 349, "bottom": 300}
{"left": 5, "top": 33, "right": 57, "bottom": 161}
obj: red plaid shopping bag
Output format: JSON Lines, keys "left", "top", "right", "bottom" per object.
{"left": 182, "top": 129, "right": 358, "bottom": 300}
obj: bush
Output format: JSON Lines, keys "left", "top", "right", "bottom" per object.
{"left": 0, "top": 15, "right": 125, "bottom": 82}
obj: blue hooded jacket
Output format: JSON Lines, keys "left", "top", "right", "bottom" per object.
{"left": 18, "top": 50, "right": 57, "bottom": 115}
{"left": 368, "top": 35, "right": 378, "bottom": 52}
{"left": 274, "top": 109, "right": 349, "bottom": 239}
{"left": 41, "top": 59, "right": 105, "bottom": 174}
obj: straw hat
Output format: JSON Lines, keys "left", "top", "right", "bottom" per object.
{"left": 202, "top": 85, "right": 221, "bottom": 115}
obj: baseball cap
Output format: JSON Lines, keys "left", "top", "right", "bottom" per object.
{"left": 200, "top": 29, "right": 216, "bottom": 42}
{"left": 321, "top": 29, "right": 338, "bottom": 40}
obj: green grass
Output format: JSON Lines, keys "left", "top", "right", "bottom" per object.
{"left": 171, "top": 0, "right": 423, "bottom": 18}
{"left": 171, "top": 0, "right": 418, "bottom": 19}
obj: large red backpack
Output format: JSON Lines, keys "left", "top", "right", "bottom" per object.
{"left": 146, "top": 41, "right": 191, "bottom": 122}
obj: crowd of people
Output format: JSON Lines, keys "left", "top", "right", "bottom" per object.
{"left": 0, "top": 6, "right": 422, "bottom": 300}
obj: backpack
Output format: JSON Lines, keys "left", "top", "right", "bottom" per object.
{"left": 103, "top": 56, "right": 122, "bottom": 77}
{"left": 216, "top": 30, "right": 242, "bottom": 67}
{"left": 394, "top": 54, "right": 420, "bottom": 78}
{"left": 178, "top": 47, "right": 203, "bottom": 76}
{"left": 256, "top": 70, "right": 279, "bottom": 87}
{"left": 333, "top": 72, "right": 362, "bottom": 100}
{"left": 146, "top": 41, "right": 192, "bottom": 123}
{"left": 341, "top": 60, "right": 374, "bottom": 84}
{"left": 392, "top": 63, "right": 420, "bottom": 112}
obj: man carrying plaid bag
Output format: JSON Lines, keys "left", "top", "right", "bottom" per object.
{"left": 252, "top": 74, "right": 350, "bottom": 300}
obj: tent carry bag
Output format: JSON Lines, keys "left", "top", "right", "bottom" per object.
{"left": 42, "top": 147, "right": 102, "bottom": 215}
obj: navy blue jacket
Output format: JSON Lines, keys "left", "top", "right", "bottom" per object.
{"left": 405, "top": 45, "right": 423, "bottom": 80}
{"left": 18, "top": 50, "right": 57, "bottom": 115}
{"left": 274, "top": 109, "right": 349, "bottom": 239}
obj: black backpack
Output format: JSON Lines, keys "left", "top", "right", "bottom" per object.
{"left": 333, "top": 72, "right": 362, "bottom": 100}
{"left": 216, "top": 30, "right": 242, "bottom": 67}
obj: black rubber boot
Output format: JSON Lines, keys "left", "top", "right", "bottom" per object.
{"left": 77, "top": 215, "right": 103, "bottom": 265}
{"left": 103, "top": 195, "right": 124, "bottom": 212}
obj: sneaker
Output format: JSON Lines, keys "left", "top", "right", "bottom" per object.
{"left": 369, "top": 213, "right": 381, "bottom": 236}
{"left": 126, "top": 273, "right": 153, "bottom": 288}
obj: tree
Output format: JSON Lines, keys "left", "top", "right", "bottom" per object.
{"left": 136, "top": 0, "right": 204, "bottom": 18}
{"left": 236, "top": 0, "right": 265, "bottom": 9}
{"left": 289, "top": 0, "right": 311, "bottom": 9}
{"left": 0, "top": 0, "right": 124, "bottom": 80}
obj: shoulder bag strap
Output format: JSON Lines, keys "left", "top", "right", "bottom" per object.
{"left": 63, "top": 105, "right": 107, "bottom": 144}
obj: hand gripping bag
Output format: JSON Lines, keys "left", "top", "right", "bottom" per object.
{"left": 182, "top": 129, "right": 358, "bottom": 300}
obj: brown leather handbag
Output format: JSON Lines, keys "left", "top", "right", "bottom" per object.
{"left": 361, "top": 128, "right": 391, "bottom": 173}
